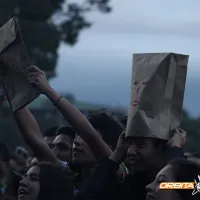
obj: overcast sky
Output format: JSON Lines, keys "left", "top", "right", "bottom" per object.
{"left": 50, "top": 0, "right": 200, "bottom": 117}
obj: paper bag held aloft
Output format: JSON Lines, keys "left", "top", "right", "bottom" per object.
{"left": 126, "top": 53, "right": 189, "bottom": 140}
{"left": 0, "top": 18, "right": 41, "bottom": 111}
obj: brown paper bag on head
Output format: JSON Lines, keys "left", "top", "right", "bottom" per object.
{"left": 126, "top": 53, "right": 188, "bottom": 140}
{"left": 0, "top": 18, "right": 40, "bottom": 112}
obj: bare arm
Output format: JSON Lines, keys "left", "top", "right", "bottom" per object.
{"left": 44, "top": 87, "right": 112, "bottom": 158}
{"left": 27, "top": 66, "right": 112, "bottom": 159}
{"left": 14, "top": 107, "right": 62, "bottom": 167}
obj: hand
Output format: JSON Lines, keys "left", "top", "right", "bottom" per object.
{"left": 110, "top": 132, "right": 129, "bottom": 164}
{"left": 27, "top": 66, "right": 51, "bottom": 94}
{"left": 115, "top": 132, "right": 130, "bottom": 151}
{"left": 168, "top": 128, "right": 186, "bottom": 148}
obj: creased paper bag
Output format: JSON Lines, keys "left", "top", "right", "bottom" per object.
{"left": 126, "top": 53, "right": 189, "bottom": 140}
{"left": 0, "top": 17, "right": 40, "bottom": 112}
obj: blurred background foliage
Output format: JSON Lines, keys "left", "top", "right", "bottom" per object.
{"left": 0, "top": 0, "right": 111, "bottom": 77}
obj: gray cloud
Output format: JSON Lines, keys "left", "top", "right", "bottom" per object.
{"left": 50, "top": 0, "right": 200, "bottom": 117}
{"left": 86, "top": 0, "right": 200, "bottom": 37}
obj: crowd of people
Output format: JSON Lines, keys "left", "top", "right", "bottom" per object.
{"left": 0, "top": 65, "right": 200, "bottom": 200}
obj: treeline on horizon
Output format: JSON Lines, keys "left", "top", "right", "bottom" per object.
{"left": 0, "top": 107, "right": 199, "bottom": 154}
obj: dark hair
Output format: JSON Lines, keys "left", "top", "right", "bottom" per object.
{"left": 56, "top": 126, "right": 75, "bottom": 141}
{"left": 32, "top": 162, "right": 73, "bottom": 200}
{"left": 88, "top": 113, "right": 123, "bottom": 149}
{"left": 168, "top": 159, "right": 200, "bottom": 200}
{"left": 43, "top": 126, "right": 58, "bottom": 137}
{"left": 0, "top": 142, "right": 10, "bottom": 162}
{"left": 119, "top": 116, "right": 127, "bottom": 128}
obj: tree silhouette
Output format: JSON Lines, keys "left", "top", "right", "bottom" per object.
{"left": 0, "top": 0, "right": 111, "bottom": 77}
{"left": 181, "top": 109, "right": 200, "bottom": 153}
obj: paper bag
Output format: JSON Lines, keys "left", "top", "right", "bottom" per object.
{"left": 126, "top": 53, "right": 188, "bottom": 140}
{"left": 0, "top": 18, "right": 40, "bottom": 111}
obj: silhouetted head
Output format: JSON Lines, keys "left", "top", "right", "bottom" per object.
{"left": 88, "top": 112, "right": 123, "bottom": 149}
{"left": 72, "top": 112, "right": 123, "bottom": 165}
{"left": 43, "top": 126, "right": 58, "bottom": 148}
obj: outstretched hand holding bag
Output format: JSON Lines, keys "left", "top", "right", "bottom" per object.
{"left": 0, "top": 18, "right": 40, "bottom": 111}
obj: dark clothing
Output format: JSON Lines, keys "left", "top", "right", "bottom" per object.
{"left": 76, "top": 147, "right": 185, "bottom": 200}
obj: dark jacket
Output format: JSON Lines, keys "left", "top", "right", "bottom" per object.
{"left": 76, "top": 147, "right": 185, "bottom": 200}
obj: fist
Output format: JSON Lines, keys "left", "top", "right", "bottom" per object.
{"left": 168, "top": 128, "right": 186, "bottom": 148}
{"left": 110, "top": 132, "right": 130, "bottom": 164}
{"left": 27, "top": 66, "right": 50, "bottom": 94}
{"left": 115, "top": 132, "right": 130, "bottom": 151}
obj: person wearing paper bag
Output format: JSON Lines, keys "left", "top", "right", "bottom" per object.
{"left": 76, "top": 129, "right": 186, "bottom": 200}
{"left": 75, "top": 53, "right": 188, "bottom": 200}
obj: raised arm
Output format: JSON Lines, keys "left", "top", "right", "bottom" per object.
{"left": 14, "top": 107, "right": 62, "bottom": 167}
{"left": 27, "top": 66, "right": 112, "bottom": 159}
